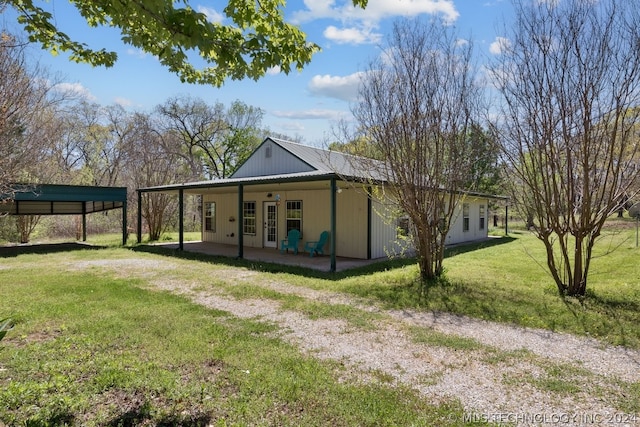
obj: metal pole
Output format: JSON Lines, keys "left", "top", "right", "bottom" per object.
{"left": 178, "top": 188, "right": 184, "bottom": 250}
{"left": 330, "top": 177, "right": 337, "bottom": 272}
{"left": 238, "top": 184, "right": 244, "bottom": 259}
{"left": 137, "top": 190, "right": 142, "bottom": 243}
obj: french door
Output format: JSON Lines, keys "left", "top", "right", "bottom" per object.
{"left": 263, "top": 202, "right": 277, "bottom": 248}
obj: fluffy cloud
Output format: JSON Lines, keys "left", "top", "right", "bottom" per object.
{"left": 308, "top": 72, "right": 365, "bottom": 102}
{"left": 323, "top": 25, "right": 382, "bottom": 45}
{"left": 52, "top": 82, "right": 96, "bottom": 101}
{"left": 489, "top": 36, "right": 511, "bottom": 55}
{"left": 292, "top": 0, "right": 459, "bottom": 25}
{"left": 198, "top": 6, "right": 224, "bottom": 23}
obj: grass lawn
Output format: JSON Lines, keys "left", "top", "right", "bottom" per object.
{"left": 1, "top": 219, "right": 639, "bottom": 424}
{"left": 0, "top": 247, "right": 471, "bottom": 426}
{"left": 324, "top": 221, "right": 640, "bottom": 349}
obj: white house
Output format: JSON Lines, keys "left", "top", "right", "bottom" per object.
{"left": 137, "top": 137, "right": 498, "bottom": 271}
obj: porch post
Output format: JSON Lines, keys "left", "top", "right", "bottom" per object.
{"left": 367, "top": 186, "right": 372, "bottom": 260}
{"left": 238, "top": 184, "right": 244, "bottom": 259}
{"left": 178, "top": 188, "right": 184, "bottom": 250}
{"left": 330, "top": 177, "right": 337, "bottom": 272}
{"left": 137, "top": 190, "right": 142, "bottom": 243}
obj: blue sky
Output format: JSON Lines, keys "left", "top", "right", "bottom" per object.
{"left": 2, "top": 0, "right": 512, "bottom": 146}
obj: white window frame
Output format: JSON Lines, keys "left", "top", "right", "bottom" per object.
{"left": 205, "top": 201, "right": 216, "bottom": 232}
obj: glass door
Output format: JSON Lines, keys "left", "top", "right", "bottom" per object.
{"left": 263, "top": 202, "right": 277, "bottom": 248}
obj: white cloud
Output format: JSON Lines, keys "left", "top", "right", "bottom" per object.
{"left": 271, "top": 109, "right": 347, "bottom": 120}
{"left": 126, "top": 48, "right": 147, "bottom": 59}
{"left": 489, "top": 36, "right": 510, "bottom": 55}
{"left": 292, "top": 0, "right": 459, "bottom": 25}
{"left": 114, "top": 97, "right": 133, "bottom": 107}
{"left": 323, "top": 25, "right": 382, "bottom": 45}
{"left": 52, "top": 82, "right": 96, "bottom": 101}
{"left": 198, "top": 6, "right": 224, "bottom": 23}
{"left": 308, "top": 72, "right": 365, "bottom": 102}
{"left": 267, "top": 66, "right": 281, "bottom": 75}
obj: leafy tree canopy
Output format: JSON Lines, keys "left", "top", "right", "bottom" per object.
{"left": 4, "top": 0, "right": 368, "bottom": 86}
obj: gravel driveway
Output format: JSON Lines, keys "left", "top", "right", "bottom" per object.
{"left": 74, "top": 257, "right": 640, "bottom": 426}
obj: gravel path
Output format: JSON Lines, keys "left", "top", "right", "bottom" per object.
{"left": 73, "top": 258, "right": 640, "bottom": 426}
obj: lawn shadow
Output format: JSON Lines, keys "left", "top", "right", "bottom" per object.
{"left": 444, "top": 235, "right": 516, "bottom": 258}
{"left": 131, "top": 235, "right": 515, "bottom": 282}
{"left": 0, "top": 242, "right": 106, "bottom": 258}
{"left": 131, "top": 244, "right": 418, "bottom": 281}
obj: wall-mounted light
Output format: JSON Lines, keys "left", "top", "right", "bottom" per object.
{"left": 336, "top": 187, "right": 343, "bottom": 194}
{"left": 275, "top": 194, "right": 281, "bottom": 206}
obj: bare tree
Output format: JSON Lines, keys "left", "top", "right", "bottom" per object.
{"left": 349, "top": 18, "right": 486, "bottom": 282}
{"left": 124, "top": 112, "right": 185, "bottom": 240}
{"left": 155, "top": 96, "right": 263, "bottom": 180}
{"left": 0, "top": 31, "right": 74, "bottom": 242}
{"left": 0, "top": 32, "right": 59, "bottom": 197}
{"left": 491, "top": 0, "right": 640, "bottom": 296}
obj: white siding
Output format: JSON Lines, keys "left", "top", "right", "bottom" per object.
{"left": 232, "top": 141, "right": 314, "bottom": 178}
{"left": 335, "top": 188, "right": 368, "bottom": 258}
{"left": 370, "top": 191, "right": 412, "bottom": 259}
{"left": 202, "top": 189, "right": 490, "bottom": 259}
{"left": 446, "top": 196, "right": 489, "bottom": 245}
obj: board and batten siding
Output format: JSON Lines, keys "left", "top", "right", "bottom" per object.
{"left": 201, "top": 186, "right": 371, "bottom": 258}
{"left": 232, "top": 141, "right": 314, "bottom": 178}
{"left": 334, "top": 188, "right": 368, "bottom": 259}
{"left": 446, "top": 196, "right": 489, "bottom": 245}
{"left": 369, "top": 191, "right": 491, "bottom": 257}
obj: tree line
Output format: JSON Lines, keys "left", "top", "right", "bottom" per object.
{"left": 0, "top": 33, "right": 299, "bottom": 242}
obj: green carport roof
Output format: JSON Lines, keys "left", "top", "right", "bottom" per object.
{"left": 0, "top": 184, "right": 127, "bottom": 215}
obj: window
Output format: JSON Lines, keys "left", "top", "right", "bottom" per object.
{"left": 204, "top": 202, "right": 216, "bottom": 232}
{"left": 397, "top": 216, "right": 410, "bottom": 238}
{"left": 463, "top": 203, "right": 470, "bottom": 232}
{"left": 265, "top": 144, "right": 272, "bottom": 158}
{"left": 286, "top": 200, "right": 302, "bottom": 234}
{"left": 243, "top": 201, "right": 256, "bottom": 235}
{"left": 479, "top": 205, "right": 485, "bottom": 230}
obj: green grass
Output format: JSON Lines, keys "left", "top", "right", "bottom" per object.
{"left": 0, "top": 249, "right": 475, "bottom": 426}
{"left": 2, "top": 219, "right": 640, "bottom": 423}
{"left": 132, "top": 222, "right": 640, "bottom": 348}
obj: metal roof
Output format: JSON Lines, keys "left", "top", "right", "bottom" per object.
{"left": 0, "top": 184, "right": 127, "bottom": 215}
{"left": 137, "top": 137, "right": 507, "bottom": 200}
{"left": 264, "top": 137, "right": 388, "bottom": 180}
{"left": 138, "top": 171, "right": 340, "bottom": 193}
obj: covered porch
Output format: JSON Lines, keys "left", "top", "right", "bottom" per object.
{"left": 137, "top": 172, "right": 367, "bottom": 273}
{"left": 152, "top": 241, "right": 386, "bottom": 272}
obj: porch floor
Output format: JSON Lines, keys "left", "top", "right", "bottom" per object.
{"left": 155, "top": 241, "right": 388, "bottom": 272}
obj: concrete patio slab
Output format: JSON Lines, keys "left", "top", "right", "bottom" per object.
{"left": 154, "top": 241, "right": 389, "bottom": 272}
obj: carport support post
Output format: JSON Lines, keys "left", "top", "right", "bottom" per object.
{"left": 82, "top": 203, "right": 87, "bottom": 242}
{"left": 505, "top": 205, "right": 509, "bottom": 237}
{"left": 179, "top": 188, "right": 184, "bottom": 250}
{"left": 330, "top": 177, "right": 337, "bottom": 272}
{"left": 122, "top": 200, "right": 127, "bottom": 246}
{"left": 136, "top": 190, "right": 142, "bottom": 243}
{"left": 238, "top": 184, "right": 243, "bottom": 259}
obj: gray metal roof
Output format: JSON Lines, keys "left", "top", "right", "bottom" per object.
{"left": 137, "top": 137, "right": 505, "bottom": 200}
{"left": 266, "top": 137, "right": 387, "bottom": 180}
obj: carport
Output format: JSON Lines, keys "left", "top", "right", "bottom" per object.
{"left": 0, "top": 184, "right": 128, "bottom": 244}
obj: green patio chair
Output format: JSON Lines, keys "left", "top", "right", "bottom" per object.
{"left": 280, "top": 229, "right": 300, "bottom": 254}
{"left": 304, "top": 231, "right": 329, "bottom": 257}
